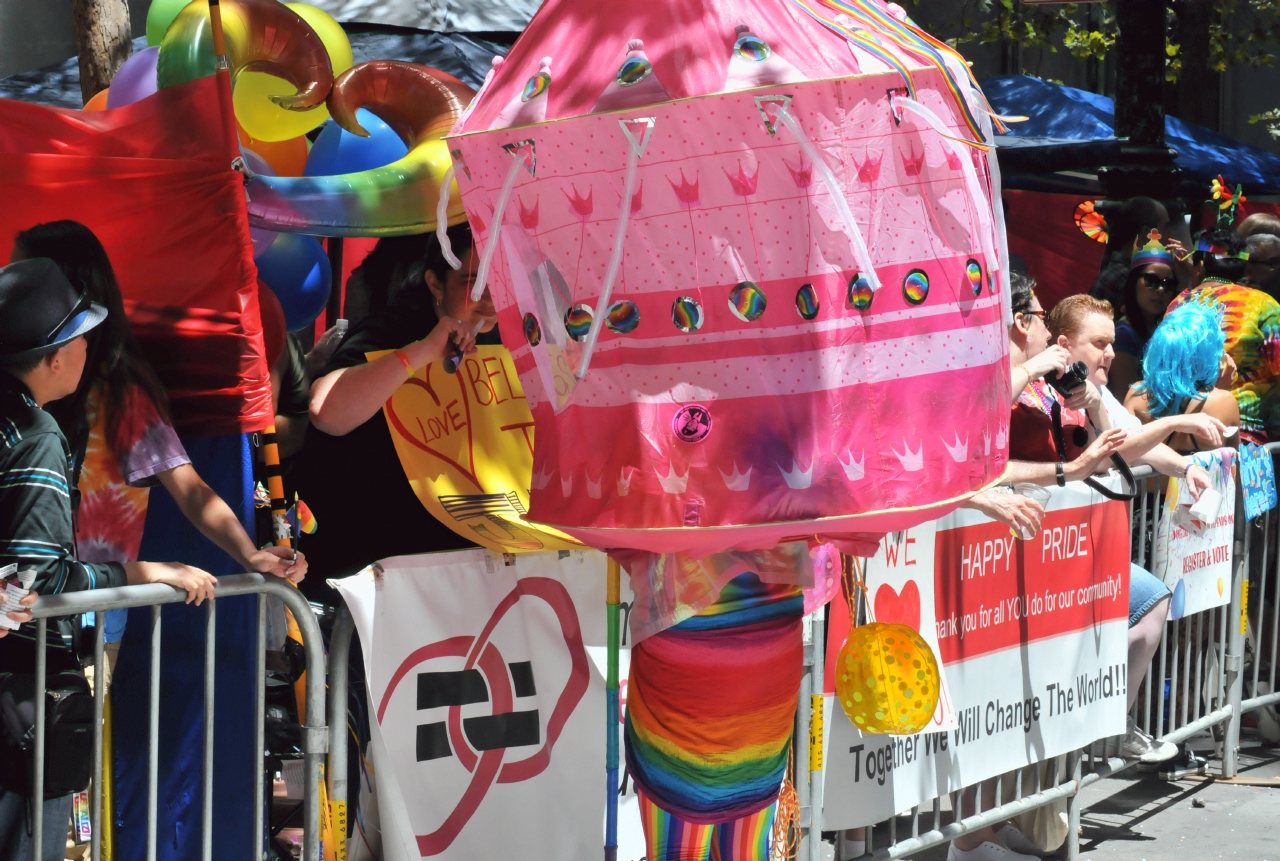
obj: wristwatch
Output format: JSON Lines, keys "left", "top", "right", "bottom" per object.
{"left": 1055, "top": 462, "right": 1066, "bottom": 487}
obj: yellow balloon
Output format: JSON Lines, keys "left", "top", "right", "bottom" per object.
{"left": 285, "top": 3, "right": 352, "bottom": 76}
{"left": 233, "top": 70, "right": 329, "bottom": 142}
{"left": 835, "top": 622, "right": 939, "bottom": 735}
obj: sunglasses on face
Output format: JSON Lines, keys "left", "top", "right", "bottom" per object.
{"left": 1018, "top": 309, "right": 1046, "bottom": 321}
{"left": 1140, "top": 273, "right": 1180, "bottom": 294}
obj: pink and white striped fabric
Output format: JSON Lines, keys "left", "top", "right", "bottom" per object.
{"left": 448, "top": 0, "right": 1011, "bottom": 555}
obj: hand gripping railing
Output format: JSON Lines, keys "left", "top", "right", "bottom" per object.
{"left": 24, "top": 573, "right": 326, "bottom": 861}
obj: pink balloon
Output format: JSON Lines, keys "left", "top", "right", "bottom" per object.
{"left": 106, "top": 47, "right": 159, "bottom": 109}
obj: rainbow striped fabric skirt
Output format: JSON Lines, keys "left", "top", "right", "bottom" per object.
{"left": 625, "top": 572, "right": 804, "bottom": 825}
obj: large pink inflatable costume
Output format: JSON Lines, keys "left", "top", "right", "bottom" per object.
{"left": 447, "top": 0, "right": 1013, "bottom": 557}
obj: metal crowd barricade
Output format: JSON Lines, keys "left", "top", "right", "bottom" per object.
{"left": 319, "top": 449, "right": 1274, "bottom": 861}
{"left": 25, "top": 573, "right": 327, "bottom": 861}
{"left": 805, "top": 457, "right": 1257, "bottom": 861}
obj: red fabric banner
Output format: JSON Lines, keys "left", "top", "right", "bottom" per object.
{"left": 0, "top": 77, "right": 271, "bottom": 436}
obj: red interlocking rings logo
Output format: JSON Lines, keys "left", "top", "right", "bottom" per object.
{"left": 377, "top": 578, "right": 589, "bottom": 856}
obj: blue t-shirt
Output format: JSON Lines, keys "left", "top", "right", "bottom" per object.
{"left": 1114, "top": 321, "right": 1145, "bottom": 358}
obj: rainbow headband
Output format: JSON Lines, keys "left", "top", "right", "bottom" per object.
{"left": 1132, "top": 229, "right": 1174, "bottom": 270}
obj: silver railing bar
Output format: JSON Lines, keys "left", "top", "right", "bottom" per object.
{"left": 202, "top": 597, "right": 216, "bottom": 861}
{"left": 148, "top": 603, "right": 160, "bottom": 861}
{"left": 92, "top": 612, "right": 104, "bottom": 861}
{"left": 32, "top": 617, "right": 46, "bottom": 860}
{"left": 253, "top": 593, "right": 266, "bottom": 861}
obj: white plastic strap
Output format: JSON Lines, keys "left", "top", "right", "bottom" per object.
{"left": 436, "top": 162, "right": 461, "bottom": 270}
{"left": 575, "top": 118, "right": 654, "bottom": 380}
{"left": 773, "top": 106, "right": 880, "bottom": 291}
{"left": 890, "top": 96, "right": 1002, "bottom": 287}
{"left": 469, "top": 154, "right": 524, "bottom": 302}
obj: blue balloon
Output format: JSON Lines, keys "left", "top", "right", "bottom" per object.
{"left": 255, "top": 233, "right": 332, "bottom": 333}
{"left": 304, "top": 108, "right": 409, "bottom": 177}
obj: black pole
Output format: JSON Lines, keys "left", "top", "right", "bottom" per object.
{"left": 1099, "top": 0, "right": 1181, "bottom": 200}
{"left": 326, "top": 237, "right": 344, "bottom": 329}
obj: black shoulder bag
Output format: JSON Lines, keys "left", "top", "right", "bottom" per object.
{"left": 1051, "top": 400, "right": 1137, "bottom": 501}
{"left": 0, "top": 416, "right": 95, "bottom": 799}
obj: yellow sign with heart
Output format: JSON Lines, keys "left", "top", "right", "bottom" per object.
{"left": 372, "top": 346, "right": 580, "bottom": 553}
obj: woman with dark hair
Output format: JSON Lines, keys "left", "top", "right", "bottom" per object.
{"left": 11, "top": 221, "right": 306, "bottom": 663}
{"left": 296, "top": 224, "right": 487, "bottom": 587}
{"left": 1106, "top": 230, "right": 1190, "bottom": 399}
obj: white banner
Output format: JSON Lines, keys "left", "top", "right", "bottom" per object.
{"left": 1150, "top": 449, "right": 1236, "bottom": 620}
{"left": 334, "top": 548, "right": 632, "bottom": 861}
{"left": 821, "top": 483, "right": 1131, "bottom": 828}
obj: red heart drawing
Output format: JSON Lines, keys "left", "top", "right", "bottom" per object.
{"left": 875, "top": 580, "right": 921, "bottom": 633}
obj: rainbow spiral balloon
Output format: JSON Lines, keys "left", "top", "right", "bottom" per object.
{"left": 848, "top": 273, "right": 873, "bottom": 311}
{"left": 728, "top": 282, "right": 767, "bottom": 322}
{"left": 671, "top": 296, "right": 704, "bottom": 333}
{"left": 606, "top": 300, "right": 641, "bottom": 334}
{"left": 903, "top": 270, "right": 929, "bottom": 305}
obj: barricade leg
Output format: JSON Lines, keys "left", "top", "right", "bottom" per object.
{"left": 202, "top": 598, "right": 216, "bottom": 861}
{"left": 328, "top": 603, "right": 356, "bottom": 857}
{"left": 1223, "top": 495, "right": 1248, "bottom": 777}
{"left": 808, "top": 606, "right": 825, "bottom": 861}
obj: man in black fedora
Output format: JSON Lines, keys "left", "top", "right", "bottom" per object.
{"left": 0, "top": 258, "right": 218, "bottom": 861}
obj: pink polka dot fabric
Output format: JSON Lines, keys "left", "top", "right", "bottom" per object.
{"left": 447, "top": 0, "right": 1011, "bottom": 555}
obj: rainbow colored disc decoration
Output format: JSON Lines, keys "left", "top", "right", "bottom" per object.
{"left": 671, "top": 296, "right": 704, "bottom": 332}
{"left": 1074, "top": 199, "right": 1108, "bottom": 244}
{"left": 734, "top": 32, "right": 771, "bottom": 61}
{"left": 522, "top": 71, "right": 551, "bottom": 102}
{"left": 728, "top": 281, "right": 767, "bottom": 322}
{"left": 903, "top": 269, "right": 929, "bottom": 305}
{"left": 965, "top": 260, "right": 983, "bottom": 297}
{"left": 523, "top": 312, "right": 542, "bottom": 347}
{"left": 848, "top": 273, "right": 873, "bottom": 311}
{"left": 565, "top": 304, "right": 594, "bottom": 341}
{"left": 606, "top": 300, "right": 641, "bottom": 334}
{"left": 795, "top": 283, "right": 820, "bottom": 320}
{"left": 835, "top": 622, "right": 939, "bottom": 735}
{"left": 617, "top": 56, "right": 652, "bottom": 86}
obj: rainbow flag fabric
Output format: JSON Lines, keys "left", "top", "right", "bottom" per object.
{"left": 625, "top": 572, "right": 803, "bottom": 826}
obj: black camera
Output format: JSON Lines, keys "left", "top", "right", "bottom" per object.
{"left": 1045, "top": 360, "right": 1089, "bottom": 397}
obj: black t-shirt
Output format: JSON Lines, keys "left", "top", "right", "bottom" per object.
{"left": 291, "top": 303, "right": 501, "bottom": 596}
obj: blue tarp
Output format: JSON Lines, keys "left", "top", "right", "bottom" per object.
{"left": 984, "top": 74, "right": 1280, "bottom": 194}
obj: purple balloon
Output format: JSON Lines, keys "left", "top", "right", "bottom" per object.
{"left": 241, "top": 148, "right": 280, "bottom": 257}
{"left": 106, "top": 47, "right": 159, "bottom": 109}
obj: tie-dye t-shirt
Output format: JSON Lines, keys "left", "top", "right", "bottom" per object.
{"left": 1168, "top": 280, "right": 1280, "bottom": 442}
{"left": 75, "top": 384, "right": 190, "bottom": 565}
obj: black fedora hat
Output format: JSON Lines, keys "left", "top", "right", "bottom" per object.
{"left": 0, "top": 258, "right": 108, "bottom": 361}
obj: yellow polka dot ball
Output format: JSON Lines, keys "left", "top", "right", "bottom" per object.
{"left": 835, "top": 622, "right": 939, "bottom": 735}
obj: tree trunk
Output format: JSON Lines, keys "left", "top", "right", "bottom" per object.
{"left": 71, "top": 0, "right": 133, "bottom": 105}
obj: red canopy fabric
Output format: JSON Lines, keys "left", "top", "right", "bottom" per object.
{"left": 0, "top": 77, "right": 272, "bottom": 436}
{"left": 1004, "top": 189, "right": 1103, "bottom": 311}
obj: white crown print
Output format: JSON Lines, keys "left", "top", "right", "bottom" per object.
{"left": 617, "top": 467, "right": 634, "bottom": 497}
{"left": 996, "top": 423, "right": 1008, "bottom": 451}
{"left": 942, "top": 431, "right": 968, "bottom": 464}
{"left": 983, "top": 427, "right": 991, "bottom": 456}
{"left": 560, "top": 470, "right": 573, "bottom": 497}
{"left": 892, "top": 439, "right": 924, "bottom": 472}
{"left": 778, "top": 458, "right": 814, "bottom": 490}
{"left": 719, "top": 462, "right": 752, "bottom": 492}
{"left": 655, "top": 462, "right": 689, "bottom": 494}
{"left": 531, "top": 465, "right": 554, "bottom": 491}
{"left": 586, "top": 473, "right": 602, "bottom": 499}
{"left": 837, "top": 449, "right": 865, "bottom": 481}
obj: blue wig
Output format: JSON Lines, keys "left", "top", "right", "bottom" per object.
{"left": 1138, "top": 302, "right": 1226, "bottom": 418}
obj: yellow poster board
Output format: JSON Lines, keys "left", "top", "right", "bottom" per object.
{"left": 371, "top": 346, "right": 580, "bottom": 553}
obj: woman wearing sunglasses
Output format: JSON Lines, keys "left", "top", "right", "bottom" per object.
{"left": 1108, "top": 229, "right": 1191, "bottom": 400}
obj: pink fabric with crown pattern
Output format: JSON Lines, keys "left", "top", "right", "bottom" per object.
{"left": 447, "top": 0, "right": 1011, "bottom": 555}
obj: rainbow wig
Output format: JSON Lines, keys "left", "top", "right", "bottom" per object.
{"left": 1138, "top": 301, "right": 1226, "bottom": 418}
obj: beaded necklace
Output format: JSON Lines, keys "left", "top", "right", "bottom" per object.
{"left": 1018, "top": 379, "right": 1058, "bottom": 416}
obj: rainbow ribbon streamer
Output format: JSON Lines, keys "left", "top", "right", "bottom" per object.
{"left": 790, "top": 0, "right": 1006, "bottom": 141}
